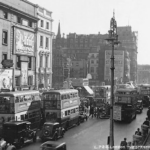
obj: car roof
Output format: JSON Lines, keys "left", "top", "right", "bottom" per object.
{"left": 40, "top": 141, "right": 66, "bottom": 148}
{"left": 3, "top": 121, "right": 30, "bottom": 126}
{"left": 44, "top": 122, "right": 59, "bottom": 125}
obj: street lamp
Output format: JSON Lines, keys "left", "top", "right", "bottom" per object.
{"left": 105, "top": 12, "right": 120, "bottom": 150}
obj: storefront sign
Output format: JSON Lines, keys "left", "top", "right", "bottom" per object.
{"left": 14, "top": 28, "right": 34, "bottom": 56}
{"left": 0, "top": 69, "right": 13, "bottom": 91}
{"left": 104, "top": 50, "right": 124, "bottom": 80}
{"left": 1, "top": 59, "right": 13, "bottom": 68}
{"left": 21, "top": 62, "right": 28, "bottom": 86}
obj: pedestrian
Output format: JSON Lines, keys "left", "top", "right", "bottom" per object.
{"left": 147, "top": 107, "right": 150, "bottom": 120}
{"left": 89, "top": 105, "right": 94, "bottom": 118}
{"left": 97, "top": 107, "right": 100, "bottom": 119}
{"left": 135, "top": 128, "right": 142, "bottom": 136}
{"left": 143, "top": 117, "right": 150, "bottom": 126}
{"left": 120, "top": 138, "right": 128, "bottom": 150}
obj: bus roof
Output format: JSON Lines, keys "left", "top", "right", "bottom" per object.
{"left": 116, "top": 88, "right": 137, "bottom": 92}
{"left": 43, "top": 89, "right": 78, "bottom": 95}
{"left": 0, "top": 90, "right": 39, "bottom": 97}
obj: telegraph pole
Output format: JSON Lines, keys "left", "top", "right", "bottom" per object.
{"left": 105, "top": 12, "right": 120, "bottom": 150}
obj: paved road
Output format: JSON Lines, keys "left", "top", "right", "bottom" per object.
{"left": 21, "top": 108, "right": 147, "bottom": 150}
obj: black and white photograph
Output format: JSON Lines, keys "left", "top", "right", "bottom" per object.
{"left": 0, "top": 0, "right": 149, "bottom": 150}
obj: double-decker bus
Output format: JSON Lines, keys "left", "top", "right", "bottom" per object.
{"left": 92, "top": 85, "right": 111, "bottom": 104}
{"left": 0, "top": 90, "right": 42, "bottom": 130}
{"left": 42, "top": 89, "right": 80, "bottom": 131}
{"left": 138, "top": 84, "right": 150, "bottom": 106}
{"left": 114, "top": 88, "right": 138, "bottom": 123}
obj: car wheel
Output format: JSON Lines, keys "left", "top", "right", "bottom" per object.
{"left": 54, "top": 134, "right": 58, "bottom": 141}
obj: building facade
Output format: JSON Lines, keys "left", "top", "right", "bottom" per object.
{"left": 0, "top": 0, "right": 39, "bottom": 91}
{"left": 36, "top": 5, "right": 53, "bottom": 90}
{"left": 137, "top": 65, "right": 150, "bottom": 84}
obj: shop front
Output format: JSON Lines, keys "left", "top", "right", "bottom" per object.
{"left": 13, "top": 27, "right": 36, "bottom": 91}
{"left": 70, "top": 78, "right": 94, "bottom": 97}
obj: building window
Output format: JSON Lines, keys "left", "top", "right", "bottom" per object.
{"left": 16, "top": 55, "right": 21, "bottom": 69}
{"left": 40, "top": 36, "right": 43, "bottom": 47}
{"left": 91, "top": 67, "right": 94, "bottom": 73}
{"left": 28, "top": 57, "right": 32, "bottom": 69}
{"left": 2, "top": 53, "right": 7, "bottom": 60}
{"left": 15, "top": 76, "right": 20, "bottom": 86}
{"left": 2, "top": 30, "right": 8, "bottom": 45}
{"left": 46, "top": 22, "right": 49, "bottom": 29}
{"left": 17, "top": 16, "right": 21, "bottom": 24}
{"left": 91, "top": 60, "right": 94, "bottom": 64}
{"left": 41, "top": 20, "right": 44, "bottom": 27}
{"left": 22, "top": 19, "right": 28, "bottom": 26}
{"left": 46, "top": 37, "right": 49, "bottom": 48}
{"left": 46, "top": 11, "right": 51, "bottom": 17}
{"left": 28, "top": 21, "right": 32, "bottom": 27}
{"left": 3, "top": 11, "right": 8, "bottom": 19}
{"left": 40, "top": 55, "right": 43, "bottom": 67}
{"left": 45, "top": 56, "right": 49, "bottom": 68}
{"left": 28, "top": 76, "right": 33, "bottom": 85}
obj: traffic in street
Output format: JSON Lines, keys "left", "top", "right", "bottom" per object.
{"left": 21, "top": 108, "right": 147, "bottom": 150}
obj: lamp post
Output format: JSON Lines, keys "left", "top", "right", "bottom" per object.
{"left": 105, "top": 12, "right": 120, "bottom": 150}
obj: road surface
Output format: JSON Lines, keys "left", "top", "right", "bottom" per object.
{"left": 21, "top": 108, "right": 147, "bottom": 150}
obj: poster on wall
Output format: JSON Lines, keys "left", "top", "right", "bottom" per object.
{"left": 104, "top": 50, "right": 124, "bottom": 80}
{"left": 0, "top": 69, "right": 13, "bottom": 91}
{"left": 21, "top": 62, "right": 28, "bottom": 86}
{"left": 14, "top": 28, "right": 34, "bottom": 56}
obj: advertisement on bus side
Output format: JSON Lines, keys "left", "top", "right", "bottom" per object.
{"left": 113, "top": 105, "right": 122, "bottom": 121}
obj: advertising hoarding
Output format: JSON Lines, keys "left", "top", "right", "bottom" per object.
{"left": 104, "top": 50, "right": 124, "bottom": 80}
{"left": 21, "top": 62, "right": 28, "bottom": 86}
{"left": 0, "top": 69, "right": 13, "bottom": 91}
{"left": 14, "top": 28, "right": 34, "bottom": 56}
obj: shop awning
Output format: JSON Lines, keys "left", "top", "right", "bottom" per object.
{"left": 83, "top": 86, "right": 94, "bottom": 95}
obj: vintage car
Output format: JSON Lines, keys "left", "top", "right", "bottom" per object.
{"left": 40, "top": 141, "right": 66, "bottom": 150}
{"left": 136, "top": 100, "right": 143, "bottom": 113}
{"left": 2, "top": 121, "right": 37, "bottom": 148}
{"left": 40, "top": 122, "right": 65, "bottom": 141}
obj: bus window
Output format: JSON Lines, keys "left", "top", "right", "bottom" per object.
{"left": 71, "top": 109, "right": 75, "bottom": 114}
{"left": 25, "top": 114, "right": 28, "bottom": 119}
{"left": 70, "top": 94, "right": 73, "bottom": 98}
{"left": 21, "top": 114, "right": 25, "bottom": 120}
{"left": 15, "top": 97, "right": 19, "bottom": 103}
{"left": 61, "top": 95, "right": 64, "bottom": 100}
{"left": 68, "top": 110, "right": 70, "bottom": 115}
{"left": 75, "top": 108, "right": 79, "bottom": 112}
{"left": 65, "top": 111, "right": 68, "bottom": 116}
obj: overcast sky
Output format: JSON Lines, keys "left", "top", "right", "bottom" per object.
{"left": 29, "top": 0, "right": 150, "bottom": 65}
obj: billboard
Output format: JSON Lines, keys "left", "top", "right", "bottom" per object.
{"left": 0, "top": 69, "right": 13, "bottom": 91}
{"left": 104, "top": 50, "right": 124, "bottom": 80}
{"left": 21, "top": 62, "right": 28, "bottom": 85}
{"left": 14, "top": 28, "right": 34, "bottom": 56}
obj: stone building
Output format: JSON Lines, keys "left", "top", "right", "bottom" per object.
{"left": 36, "top": 5, "right": 53, "bottom": 90}
{"left": 0, "top": 0, "right": 38, "bottom": 91}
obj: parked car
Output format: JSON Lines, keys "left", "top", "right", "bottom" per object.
{"left": 136, "top": 100, "right": 143, "bottom": 113}
{"left": 40, "top": 122, "right": 65, "bottom": 141}
{"left": 2, "top": 121, "right": 37, "bottom": 148}
{"left": 40, "top": 141, "right": 66, "bottom": 150}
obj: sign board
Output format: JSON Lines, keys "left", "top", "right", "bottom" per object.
{"left": 104, "top": 50, "right": 124, "bottom": 80}
{"left": 21, "top": 62, "right": 28, "bottom": 86}
{"left": 0, "top": 69, "right": 13, "bottom": 91}
{"left": 113, "top": 105, "right": 121, "bottom": 121}
{"left": 14, "top": 28, "right": 34, "bottom": 56}
{"left": 1, "top": 59, "right": 13, "bottom": 68}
